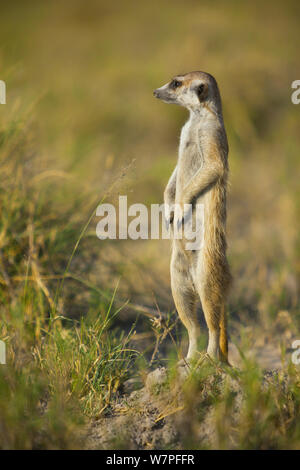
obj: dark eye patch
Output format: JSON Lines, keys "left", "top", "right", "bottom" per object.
{"left": 170, "top": 79, "right": 182, "bottom": 90}
{"left": 196, "top": 83, "right": 205, "bottom": 97}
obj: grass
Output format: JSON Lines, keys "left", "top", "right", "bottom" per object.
{"left": 0, "top": 117, "right": 139, "bottom": 448}
{"left": 175, "top": 358, "right": 300, "bottom": 450}
{"left": 0, "top": 0, "right": 300, "bottom": 449}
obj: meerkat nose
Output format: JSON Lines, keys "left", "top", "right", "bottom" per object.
{"left": 153, "top": 89, "right": 159, "bottom": 97}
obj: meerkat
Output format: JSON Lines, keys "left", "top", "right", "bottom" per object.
{"left": 153, "top": 71, "right": 232, "bottom": 363}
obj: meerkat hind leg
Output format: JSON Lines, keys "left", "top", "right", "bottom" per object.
{"left": 198, "top": 288, "right": 222, "bottom": 361}
{"left": 171, "top": 257, "right": 199, "bottom": 361}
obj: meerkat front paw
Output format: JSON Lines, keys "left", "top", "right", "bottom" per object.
{"left": 164, "top": 202, "right": 175, "bottom": 230}
{"left": 175, "top": 203, "right": 193, "bottom": 230}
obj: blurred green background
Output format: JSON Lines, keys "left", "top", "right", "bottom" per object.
{"left": 0, "top": 0, "right": 300, "bottom": 448}
{"left": 1, "top": 0, "right": 300, "bottom": 336}
{"left": 1, "top": 0, "right": 300, "bottom": 345}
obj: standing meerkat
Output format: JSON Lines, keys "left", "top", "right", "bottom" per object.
{"left": 154, "top": 71, "right": 232, "bottom": 363}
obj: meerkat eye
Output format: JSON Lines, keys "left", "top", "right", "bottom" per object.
{"left": 170, "top": 80, "right": 182, "bottom": 90}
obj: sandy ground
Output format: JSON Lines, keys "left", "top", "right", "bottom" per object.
{"left": 84, "top": 340, "right": 285, "bottom": 450}
{"left": 229, "top": 342, "right": 283, "bottom": 369}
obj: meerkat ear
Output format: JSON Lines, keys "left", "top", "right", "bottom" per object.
{"left": 196, "top": 83, "right": 208, "bottom": 101}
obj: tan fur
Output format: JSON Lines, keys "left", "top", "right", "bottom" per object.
{"left": 154, "top": 71, "right": 232, "bottom": 362}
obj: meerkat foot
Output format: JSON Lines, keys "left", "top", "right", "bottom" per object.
{"left": 177, "top": 357, "right": 191, "bottom": 368}
{"left": 206, "top": 329, "right": 220, "bottom": 360}
{"left": 177, "top": 350, "right": 205, "bottom": 368}
{"left": 177, "top": 354, "right": 198, "bottom": 369}
{"left": 186, "top": 349, "right": 198, "bottom": 362}
{"left": 206, "top": 348, "right": 219, "bottom": 361}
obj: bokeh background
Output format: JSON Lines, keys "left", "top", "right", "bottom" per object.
{"left": 1, "top": 0, "right": 300, "bottom": 355}
{"left": 0, "top": 0, "right": 300, "bottom": 448}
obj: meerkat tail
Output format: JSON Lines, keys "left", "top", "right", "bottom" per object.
{"left": 219, "top": 305, "right": 229, "bottom": 364}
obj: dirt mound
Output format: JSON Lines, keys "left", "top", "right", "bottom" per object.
{"left": 85, "top": 363, "right": 277, "bottom": 450}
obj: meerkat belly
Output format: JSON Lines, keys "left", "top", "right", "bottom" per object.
{"left": 176, "top": 120, "right": 204, "bottom": 196}
{"left": 173, "top": 121, "right": 207, "bottom": 256}
{"left": 175, "top": 146, "right": 207, "bottom": 260}
{"left": 176, "top": 145, "right": 202, "bottom": 201}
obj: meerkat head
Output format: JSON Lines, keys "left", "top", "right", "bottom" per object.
{"left": 153, "top": 71, "right": 222, "bottom": 115}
